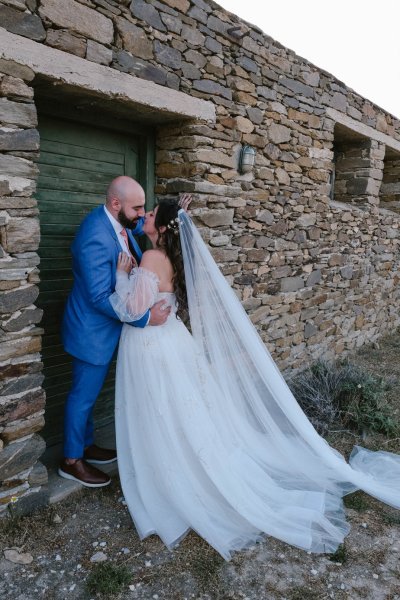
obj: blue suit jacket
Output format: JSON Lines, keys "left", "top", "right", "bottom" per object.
{"left": 62, "top": 205, "right": 149, "bottom": 366}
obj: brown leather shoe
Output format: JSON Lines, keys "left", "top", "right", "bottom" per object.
{"left": 83, "top": 444, "right": 117, "bottom": 465}
{"left": 58, "top": 459, "right": 111, "bottom": 488}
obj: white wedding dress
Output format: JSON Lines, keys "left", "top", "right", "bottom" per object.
{"left": 112, "top": 211, "right": 400, "bottom": 560}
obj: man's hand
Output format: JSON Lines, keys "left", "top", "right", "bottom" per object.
{"left": 178, "top": 193, "right": 192, "bottom": 212}
{"left": 149, "top": 300, "right": 171, "bottom": 325}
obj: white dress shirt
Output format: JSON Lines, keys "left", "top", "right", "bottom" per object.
{"left": 104, "top": 205, "right": 131, "bottom": 255}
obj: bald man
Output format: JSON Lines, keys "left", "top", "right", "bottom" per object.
{"left": 59, "top": 176, "right": 170, "bottom": 487}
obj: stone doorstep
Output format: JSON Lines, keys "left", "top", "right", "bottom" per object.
{"left": 42, "top": 422, "right": 118, "bottom": 505}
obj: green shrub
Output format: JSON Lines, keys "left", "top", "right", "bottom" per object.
{"left": 289, "top": 360, "right": 398, "bottom": 437}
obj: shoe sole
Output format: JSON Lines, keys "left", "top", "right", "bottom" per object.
{"left": 85, "top": 457, "right": 118, "bottom": 465}
{"left": 58, "top": 468, "right": 111, "bottom": 488}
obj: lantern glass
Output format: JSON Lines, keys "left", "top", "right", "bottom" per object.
{"left": 239, "top": 145, "right": 256, "bottom": 174}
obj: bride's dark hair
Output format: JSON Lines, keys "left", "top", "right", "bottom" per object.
{"left": 155, "top": 199, "right": 188, "bottom": 322}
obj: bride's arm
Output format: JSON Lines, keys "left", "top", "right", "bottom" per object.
{"left": 109, "top": 254, "right": 160, "bottom": 322}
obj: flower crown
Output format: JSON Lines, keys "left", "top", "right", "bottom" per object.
{"left": 166, "top": 217, "right": 180, "bottom": 235}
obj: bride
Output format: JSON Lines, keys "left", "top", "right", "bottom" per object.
{"left": 111, "top": 197, "right": 400, "bottom": 560}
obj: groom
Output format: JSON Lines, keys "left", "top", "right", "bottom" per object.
{"left": 59, "top": 176, "right": 171, "bottom": 487}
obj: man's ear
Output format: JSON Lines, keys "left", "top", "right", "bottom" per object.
{"left": 110, "top": 196, "right": 121, "bottom": 211}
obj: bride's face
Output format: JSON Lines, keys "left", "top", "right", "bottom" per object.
{"left": 143, "top": 205, "right": 158, "bottom": 236}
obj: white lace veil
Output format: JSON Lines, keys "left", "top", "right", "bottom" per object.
{"left": 178, "top": 208, "right": 400, "bottom": 547}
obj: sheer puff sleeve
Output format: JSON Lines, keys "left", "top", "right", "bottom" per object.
{"left": 110, "top": 267, "right": 159, "bottom": 322}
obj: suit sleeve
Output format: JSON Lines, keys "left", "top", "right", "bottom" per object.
{"left": 75, "top": 230, "right": 150, "bottom": 328}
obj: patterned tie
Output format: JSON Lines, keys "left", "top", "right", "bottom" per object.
{"left": 120, "top": 228, "right": 137, "bottom": 268}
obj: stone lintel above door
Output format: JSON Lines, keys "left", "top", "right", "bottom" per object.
{"left": 0, "top": 27, "right": 216, "bottom": 125}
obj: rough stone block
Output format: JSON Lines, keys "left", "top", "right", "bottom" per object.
{"left": 185, "top": 49, "right": 207, "bottom": 68}
{"left": 191, "top": 0, "right": 212, "bottom": 12}
{"left": 46, "top": 28, "right": 87, "bottom": 58}
{"left": 0, "top": 388, "right": 45, "bottom": 425}
{"left": 1, "top": 414, "right": 45, "bottom": 443}
{"left": 181, "top": 24, "right": 205, "bottom": 47}
{"left": 115, "top": 18, "right": 153, "bottom": 60}
{"left": 0, "top": 372, "right": 44, "bottom": 396}
{"left": 194, "top": 149, "right": 235, "bottom": 169}
{"left": 0, "top": 98, "right": 37, "bottom": 128}
{"left": 199, "top": 209, "right": 234, "bottom": 227}
{"left": 187, "top": 5, "right": 208, "bottom": 24}
{"left": 2, "top": 307, "right": 43, "bottom": 332}
{"left": 39, "top": 0, "right": 113, "bottom": 44}
{"left": 193, "top": 79, "right": 232, "bottom": 100}
{"left": 154, "top": 41, "right": 182, "bottom": 69}
{"left": 160, "top": 12, "right": 183, "bottom": 34}
{"left": 246, "top": 107, "right": 264, "bottom": 125}
{"left": 0, "top": 359, "right": 43, "bottom": 379}
{"left": 0, "top": 154, "right": 37, "bottom": 179}
{"left": 206, "top": 15, "right": 229, "bottom": 36}
{"left": 129, "top": 0, "right": 166, "bottom": 31}
{"left": 0, "top": 58, "right": 34, "bottom": 82}
{"left": 86, "top": 40, "right": 113, "bottom": 66}
{"left": 296, "top": 213, "right": 317, "bottom": 227}
{"left": 268, "top": 123, "right": 291, "bottom": 144}
{"left": 237, "top": 56, "right": 258, "bottom": 74}
{"left": 281, "top": 277, "right": 304, "bottom": 293}
{"left": 280, "top": 77, "right": 315, "bottom": 98}
{"left": 181, "top": 61, "right": 201, "bottom": 79}
{"left": 0, "top": 284, "right": 39, "bottom": 314}
{"left": 306, "top": 270, "right": 322, "bottom": 286}
{"left": 0, "top": 335, "right": 41, "bottom": 362}
{"left": 0, "top": 433, "right": 46, "bottom": 480}
{"left": 257, "top": 86, "right": 277, "bottom": 101}
{"left": 0, "top": 128, "right": 39, "bottom": 151}
{"left": 340, "top": 266, "right": 353, "bottom": 280}
{"left": 161, "top": 0, "right": 190, "bottom": 11}
{"left": 210, "top": 247, "right": 239, "bottom": 262}
{"left": 3, "top": 217, "right": 40, "bottom": 252}
{"left": 205, "top": 36, "right": 222, "bottom": 53}
{"left": 304, "top": 322, "right": 318, "bottom": 339}
{"left": 328, "top": 254, "right": 345, "bottom": 267}
{"left": 0, "top": 76, "right": 34, "bottom": 100}
{"left": 0, "top": 5, "right": 45, "bottom": 41}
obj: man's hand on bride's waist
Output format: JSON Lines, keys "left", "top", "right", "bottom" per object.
{"left": 149, "top": 300, "right": 171, "bottom": 326}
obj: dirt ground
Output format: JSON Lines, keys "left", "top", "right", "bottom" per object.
{"left": 2, "top": 332, "right": 400, "bottom": 600}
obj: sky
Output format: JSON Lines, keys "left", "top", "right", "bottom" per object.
{"left": 216, "top": 0, "right": 400, "bottom": 119}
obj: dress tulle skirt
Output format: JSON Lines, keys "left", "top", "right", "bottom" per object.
{"left": 115, "top": 294, "right": 400, "bottom": 559}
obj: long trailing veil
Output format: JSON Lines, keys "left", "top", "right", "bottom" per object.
{"left": 178, "top": 208, "right": 400, "bottom": 552}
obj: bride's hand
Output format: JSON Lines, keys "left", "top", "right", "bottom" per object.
{"left": 178, "top": 193, "right": 192, "bottom": 212}
{"left": 117, "top": 252, "right": 132, "bottom": 273}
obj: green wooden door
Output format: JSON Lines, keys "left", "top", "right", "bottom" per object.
{"left": 36, "top": 116, "right": 141, "bottom": 446}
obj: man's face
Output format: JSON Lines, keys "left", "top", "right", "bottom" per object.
{"left": 117, "top": 203, "right": 145, "bottom": 229}
{"left": 117, "top": 191, "right": 145, "bottom": 229}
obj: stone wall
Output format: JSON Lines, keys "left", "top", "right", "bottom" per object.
{"left": 0, "top": 0, "right": 400, "bottom": 514}
{"left": 0, "top": 56, "right": 48, "bottom": 513}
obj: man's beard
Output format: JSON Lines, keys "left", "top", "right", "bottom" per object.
{"left": 117, "top": 207, "right": 137, "bottom": 229}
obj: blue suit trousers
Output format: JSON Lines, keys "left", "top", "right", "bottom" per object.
{"left": 63, "top": 358, "right": 112, "bottom": 458}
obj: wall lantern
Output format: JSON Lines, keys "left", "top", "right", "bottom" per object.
{"left": 238, "top": 145, "right": 256, "bottom": 174}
